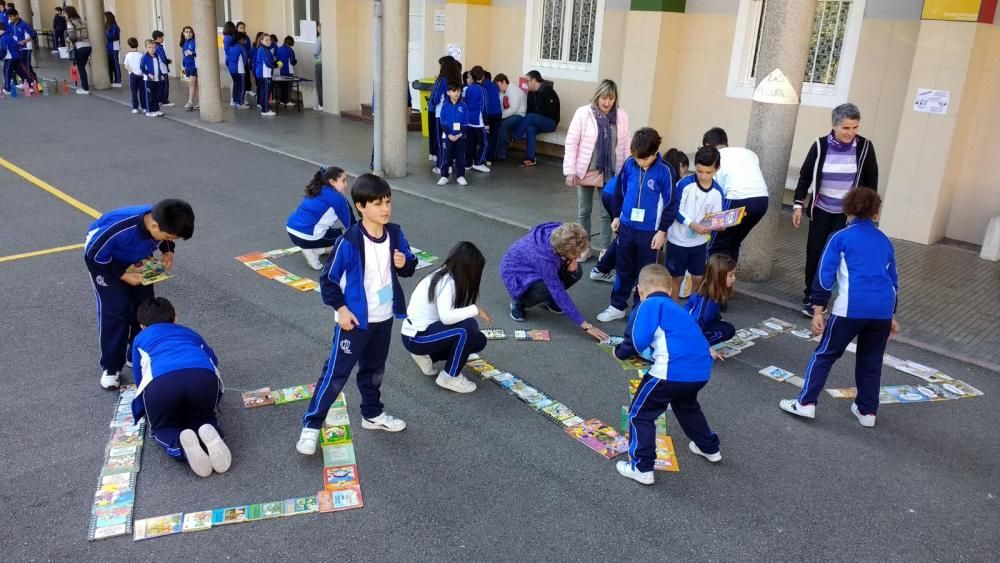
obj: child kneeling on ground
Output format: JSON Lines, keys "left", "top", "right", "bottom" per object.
{"left": 615, "top": 264, "right": 722, "bottom": 485}
{"left": 686, "top": 254, "right": 737, "bottom": 352}
{"left": 131, "top": 297, "right": 229, "bottom": 478}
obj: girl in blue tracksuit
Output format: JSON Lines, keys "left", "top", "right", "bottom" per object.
{"left": 254, "top": 34, "right": 277, "bottom": 115}
{"left": 225, "top": 31, "right": 247, "bottom": 108}
{"left": 275, "top": 36, "right": 297, "bottom": 106}
{"left": 686, "top": 254, "right": 737, "bottom": 348}
{"left": 615, "top": 263, "right": 721, "bottom": 485}
{"left": 179, "top": 26, "right": 198, "bottom": 110}
{"left": 600, "top": 128, "right": 679, "bottom": 323}
{"left": 286, "top": 166, "right": 355, "bottom": 270}
{"left": 238, "top": 23, "right": 253, "bottom": 97}
{"left": 780, "top": 187, "right": 900, "bottom": 428}
{"left": 296, "top": 175, "right": 418, "bottom": 455}
{"left": 462, "top": 66, "right": 489, "bottom": 169}
{"left": 130, "top": 297, "right": 230, "bottom": 478}
{"left": 105, "top": 11, "right": 121, "bottom": 85}
{"left": 429, "top": 56, "right": 461, "bottom": 168}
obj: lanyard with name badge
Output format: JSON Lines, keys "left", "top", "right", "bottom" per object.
{"left": 631, "top": 168, "right": 649, "bottom": 223}
{"left": 366, "top": 233, "right": 393, "bottom": 305}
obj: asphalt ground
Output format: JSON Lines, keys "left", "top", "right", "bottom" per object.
{"left": 0, "top": 93, "right": 997, "bottom": 561}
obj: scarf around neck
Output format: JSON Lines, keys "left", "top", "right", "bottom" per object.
{"left": 827, "top": 131, "right": 856, "bottom": 152}
{"left": 593, "top": 105, "right": 617, "bottom": 179}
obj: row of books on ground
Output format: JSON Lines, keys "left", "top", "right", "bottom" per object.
{"left": 242, "top": 384, "right": 316, "bottom": 407}
{"left": 235, "top": 249, "right": 321, "bottom": 292}
{"left": 481, "top": 328, "right": 551, "bottom": 341}
{"left": 89, "top": 386, "right": 145, "bottom": 540}
{"left": 133, "top": 391, "right": 362, "bottom": 541}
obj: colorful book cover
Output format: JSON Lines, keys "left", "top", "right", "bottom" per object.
{"left": 263, "top": 246, "right": 301, "bottom": 259}
{"left": 283, "top": 496, "right": 319, "bottom": 516}
{"left": 881, "top": 385, "right": 930, "bottom": 404}
{"left": 235, "top": 252, "right": 268, "bottom": 263}
{"left": 93, "top": 504, "right": 132, "bottom": 529}
{"left": 100, "top": 471, "right": 136, "bottom": 489}
{"left": 289, "top": 278, "right": 320, "bottom": 292}
{"left": 245, "top": 504, "right": 264, "bottom": 521}
{"left": 561, "top": 415, "right": 585, "bottom": 428}
{"left": 127, "top": 258, "right": 172, "bottom": 286}
{"left": 598, "top": 342, "right": 653, "bottom": 370}
{"left": 181, "top": 511, "right": 213, "bottom": 532}
{"left": 92, "top": 523, "right": 128, "bottom": 539}
{"left": 212, "top": 505, "right": 248, "bottom": 526}
{"left": 321, "top": 424, "right": 352, "bottom": 446}
{"left": 565, "top": 419, "right": 629, "bottom": 459}
{"left": 331, "top": 392, "right": 347, "bottom": 408}
{"left": 317, "top": 490, "right": 335, "bottom": 513}
{"left": 101, "top": 450, "right": 141, "bottom": 476}
{"left": 700, "top": 207, "right": 746, "bottom": 229}
{"left": 241, "top": 387, "right": 274, "bottom": 408}
{"left": 735, "top": 328, "right": 758, "bottom": 340}
{"left": 725, "top": 336, "right": 755, "bottom": 350}
{"left": 654, "top": 435, "right": 680, "bottom": 472}
{"left": 758, "top": 366, "right": 794, "bottom": 382}
{"left": 93, "top": 487, "right": 135, "bottom": 509}
{"left": 133, "top": 513, "right": 183, "bottom": 541}
{"left": 491, "top": 372, "right": 516, "bottom": 385}
{"left": 411, "top": 247, "right": 439, "bottom": 270}
{"left": 511, "top": 384, "right": 545, "bottom": 403}
{"left": 109, "top": 412, "right": 136, "bottom": 428}
{"left": 878, "top": 388, "right": 899, "bottom": 404}
{"left": 242, "top": 258, "right": 277, "bottom": 270}
{"left": 711, "top": 344, "right": 741, "bottom": 359}
{"left": 498, "top": 375, "right": 522, "bottom": 393}
{"left": 108, "top": 426, "right": 144, "bottom": 449}
{"left": 324, "top": 407, "right": 350, "bottom": 427}
{"left": 272, "top": 384, "right": 316, "bottom": 405}
{"left": 540, "top": 402, "right": 577, "bottom": 423}
{"left": 763, "top": 317, "right": 796, "bottom": 331}
{"left": 330, "top": 485, "right": 364, "bottom": 511}
{"left": 256, "top": 266, "right": 292, "bottom": 280}
{"left": 531, "top": 397, "right": 555, "bottom": 411}
{"left": 619, "top": 406, "right": 668, "bottom": 438}
{"left": 324, "top": 464, "right": 360, "bottom": 491}
{"left": 481, "top": 328, "right": 506, "bottom": 340}
{"left": 941, "top": 380, "right": 984, "bottom": 397}
{"left": 507, "top": 380, "right": 530, "bottom": 396}
{"left": 274, "top": 273, "right": 303, "bottom": 284}
{"left": 750, "top": 325, "right": 778, "bottom": 339}
{"left": 894, "top": 361, "right": 953, "bottom": 383}
{"left": 322, "top": 444, "right": 357, "bottom": 467}
{"left": 260, "top": 501, "right": 285, "bottom": 519}
{"left": 825, "top": 387, "right": 858, "bottom": 399}
{"left": 514, "top": 329, "right": 550, "bottom": 341}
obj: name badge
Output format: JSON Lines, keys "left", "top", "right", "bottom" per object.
{"left": 376, "top": 284, "right": 393, "bottom": 305}
{"left": 630, "top": 208, "right": 646, "bottom": 222}
{"left": 452, "top": 123, "right": 461, "bottom": 131}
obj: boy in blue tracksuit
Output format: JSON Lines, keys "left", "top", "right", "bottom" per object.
{"left": 225, "top": 32, "right": 248, "bottom": 108}
{"left": 483, "top": 70, "right": 503, "bottom": 163}
{"left": 296, "top": 174, "right": 418, "bottom": 455}
{"left": 462, "top": 65, "right": 489, "bottom": 171}
{"left": 151, "top": 30, "right": 172, "bottom": 106}
{"left": 6, "top": 10, "right": 35, "bottom": 84}
{"left": 615, "top": 264, "right": 721, "bottom": 485}
{"left": 1, "top": 22, "right": 26, "bottom": 93}
{"left": 130, "top": 297, "right": 230, "bottom": 478}
{"left": 436, "top": 82, "right": 469, "bottom": 186}
{"left": 781, "top": 187, "right": 900, "bottom": 428}
{"left": 139, "top": 40, "right": 163, "bottom": 116}
{"left": 599, "top": 128, "right": 679, "bottom": 323}
{"left": 254, "top": 34, "right": 277, "bottom": 115}
{"left": 84, "top": 199, "right": 195, "bottom": 390}
{"left": 275, "top": 36, "right": 297, "bottom": 106}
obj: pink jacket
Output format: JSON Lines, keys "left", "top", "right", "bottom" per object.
{"left": 562, "top": 105, "right": 631, "bottom": 179}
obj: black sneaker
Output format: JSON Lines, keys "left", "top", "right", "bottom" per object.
{"left": 509, "top": 302, "right": 526, "bottom": 322}
{"left": 544, "top": 300, "right": 563, "bottom": 315}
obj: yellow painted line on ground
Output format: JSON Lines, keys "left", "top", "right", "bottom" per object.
{"left": 0, "top": 243, "right": 85, "bottom": 264}
{"left": 0, "top": 156, "right": 102, "bottom": 218}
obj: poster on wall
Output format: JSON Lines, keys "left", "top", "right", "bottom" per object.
{"left": 921, "top": 0, "right": 982, "bottom": 21}
{"left": 752, "top": 68, "right": 800, "bottom": 105}
{"left": 434, "top": 10, "right": 446, "bottom": 32}
{"left": 446, "top": 44, "right": 462, "bottom": 62}
{"left": 300, "top": 21, "right": 317, "bottom": 43}
{"left": 913, "top": 89, "right": 950, "bottom": 114}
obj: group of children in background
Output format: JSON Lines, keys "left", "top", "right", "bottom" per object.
{"left": 120, "top": 30, "right": 180, "bottom": 117}
{"left": 223, "top": 21, "right": 298, "bottom": 117}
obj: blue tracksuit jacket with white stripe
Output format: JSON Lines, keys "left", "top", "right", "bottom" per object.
{"left": 84, "top": 205, "right": 175, "bottom": 277}
{"left": 685, "top": 293, "right": 722, "bottom": 329}
{"left": 615, "top": 292, "right": 713, "bottom": 382}
{"left": 811, "top": 218, "right": 898, "bottom": 319}
{"left": 483, "top": 79, "right": 502, "bottom": 117}
{"left": 321, "top": 223, "right": 418, "bottom": 330}
{"left": 130, "top": 321, "right": 221, "bottom": 417}
{"left": 611, "top": 154, "right": 679, "bottom": 233}
{"left": 286, "top": 186, "right": 355, "bottom": 240}
{"left": 462, "top": 82, "right": 487, "bottom": 127}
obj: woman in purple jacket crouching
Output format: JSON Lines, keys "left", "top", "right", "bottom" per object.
{"left": 500, "top": 222, "right": 609, "bottom": 342}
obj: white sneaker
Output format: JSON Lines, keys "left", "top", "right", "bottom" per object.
{"left": 616, "top": 460, "right": 654, "bottom": 485}
{"left": 198, "top": 424, "right": 232, "bottom": 473}
{"left": 236, "top": 104, "right": 250, "bottom": 110}
{"left": 184, "top": 102, "right": 194, "bottom": 109}
{"left": 99, "top": 371, "right": 120, "bottom": 389}
{"left": 126, "top": 358, "right": 133, "bottom": 368}
{"left": 456, "top": 177, "right": 468, "bottom": 186}
{"left": 472, "top": 164, "right": 491, "bottom": 173}
{"left": 301, "top": 247, "right": 324, "bottom": 270}
{"left": 851, "top": 402, "right": 876, "bottom": 428}
{"left": 146, "top": 112, "right": 159, "bottom": 117}
{"left": 76, "top": 89, "right": 90, "bottom": 95}
{"left": 779, "top": 399, "right": 816, "bottom": 419}
{"left": 51, "top": 50, "right": 58, "bottom": 54}
{"left": 589, "top": 267, "right": 615, "bottom": 283}
{"left": 156, "top": 111, "right": 164, "bottom": 116}
{"left": 247, "top": 91, "right": 256, "bottom": 97}
{"left": 16, "top": 84, "right": 25, "bottom": 89}
{"left": 578, "top": 247, "right": 592, "bottom": 262}
{"left": 596, "top": 305, "right": 627, "bottom": 323}
{"left": 296, "top": 427, "right": 320, "bottom": 455}
{"left": 688, "top": 441, "right": 722, "bottom": 463}
{"left": 313, "top": 105, "right": 324, "bottom": 111}
{"left": 361, "top": 412, "right": 407, "bottom": 432}
{"left": 428, "top": 154, "right": 437, "bottom": 161}
{"left": 131, "top": 109, "right": 139, "bottom": 114}
{"left": 411, "top": 353, "right": 437, "bottom": 376}
{"left": 261, "top": 111, "right": 276, "bottom": 116}
{"left": 437, "top": 177, "right": 449, "bottom": 186}
{"left": 161, "top": 102, "right": 175, "bottom": 107}
{"left": 179, "top": 429, "right": 213, "bottom": 477}
{"left": 111, "top": 83, "right": 122, "bottom": 88}
{"left": 435, "top": 372, "right": 477, "bottom": 394}
{"left": 432, "top": 167, "right": 441, "bottom": 175}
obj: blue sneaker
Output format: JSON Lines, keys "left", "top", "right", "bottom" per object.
{"left": 509, "top": 302, "right": 526, "bottom": 322}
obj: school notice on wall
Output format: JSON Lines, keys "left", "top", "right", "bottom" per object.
{"left": 913, "top": 89, "right": 950, "bottom": 115}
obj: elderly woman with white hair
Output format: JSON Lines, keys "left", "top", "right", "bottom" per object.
{"left": 792, "top": 102, "right": 879, "bottom": 317}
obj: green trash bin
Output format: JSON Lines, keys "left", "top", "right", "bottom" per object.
{"left": 412, "top": 77, "right": 437, "bottom": 138}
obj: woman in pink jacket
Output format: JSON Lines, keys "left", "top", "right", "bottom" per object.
{"left": 563, "top": 80, "right": 630, "bottom": 262}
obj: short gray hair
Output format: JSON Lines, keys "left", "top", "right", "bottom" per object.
{"left": 550, "top": 223, "right": 590, "bottom": 261}
{"left": 591, "top": 79, "right": 619, "bottom": 109}
{"left": 832, "top": 103, "right": 861, "bottom": 126}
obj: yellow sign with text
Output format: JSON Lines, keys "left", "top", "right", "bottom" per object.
{"left": 922, "top": 0, "right": 981, "bottom": 21}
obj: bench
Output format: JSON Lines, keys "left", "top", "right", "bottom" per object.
{"left": 510, "top": 130, "right": 567, "bottom": 159}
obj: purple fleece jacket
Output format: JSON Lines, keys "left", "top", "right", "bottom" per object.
{"left": 499, "top": 222, "right": 585, "bottom": 325}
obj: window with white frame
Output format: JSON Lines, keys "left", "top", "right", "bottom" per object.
{"left": 215, "top": 0, "right": 232, "bottom": 29}
{"left": 524, "top": 0, "right": 605, "bottom": 82}
{"left": 727, "top": 0, "right": 865, "bottom": 107}
{"left": 294, "top": 0, "right": 321, "bottom": 38}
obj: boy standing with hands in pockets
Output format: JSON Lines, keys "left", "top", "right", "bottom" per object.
{"left": 297, "top": 175, "right": 418, "bottom": 455}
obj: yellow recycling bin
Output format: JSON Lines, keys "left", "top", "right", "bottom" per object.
{"left": 412, "top": 77, "right": 437, "bottom": 137}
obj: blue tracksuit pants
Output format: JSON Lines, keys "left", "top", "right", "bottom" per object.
{"left": 230, "top": 72, "right": 244, "bottom": 105}
{"left": 798, "top": 315, "right": 892, "bottom": 415}
{"left": 257, "top": 76, "right": 271, "bottom": 112}
{"left": 610, "top": 225, "right": 658, "bottom": 310}
{"left": 628, "top": 374, "right": 719, "bottom": 472}
{"left": 701, "top": 319, "right": 736, "bottom": 346}
{"left": 138, "top": 368, "right": 222, "bottom": 460}
{"left": 465, "top": 126, "right": 488, "bottom": 167}
{"left": 400, "top": 318, "right": 487, "bottom": 377}
{"left": 439, "top": 134, "right": 466, "bottom": 179}
{"left": 128, "top": 74, "right": 145, "bottom": 110}
{"left": 86, "top": 260, "right": 155, "bottom": 374}
{"left": 144, "top": 79, "right": 161, "bottom": 112}
{"left": 302, "top": 318, "right": 394, "bottom": 429}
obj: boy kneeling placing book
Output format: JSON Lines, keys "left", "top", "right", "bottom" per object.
{"left": 615, "top": 264, "right": 723, "bottom": 485}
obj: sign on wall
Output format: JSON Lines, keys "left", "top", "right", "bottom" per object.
{"left": 922, "top": 0, "right": 982, "bottom": 22}
{"left": 752, "top": 69, "right": 800, "bottom": 105}
{"left": 913, "top": 89, "right": 951, "bottom": 114}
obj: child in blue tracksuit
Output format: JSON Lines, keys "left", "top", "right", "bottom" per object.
{"left": 666, "top": 146, "right": 724, "bottom": 299}
{"left": 180, "top": 26, "right": 198, "bottom": 110}
{"left": 462, "top": 66, "right": 489, "bottom": 170}
{"left": 685, "top": 254, "right": 737, "bottom": 347}
{"left": 483, "top": 70, "right": 503, "bottom": 163}
{"left": 225, "top": 31, "right": 248, "bottom": 108}
{"left": 83, "top": 199, "right": 195, "bottom": 390}
{"left": 275, "top": 36, "right": 297, "bottom": 106}
{"left": 781, "top": 187, "right": 900, "bottom": 428}
{"left": 0, "top": 22, "right": 26, "bottom": 94}
{"left": 130, "top": 297, "right": 230, "bottom": 478}
{"left": 615, "top": 264, "right": 721, "bottom": 485}
{"left": 429, "top": 67, "right": 450, "bottom": 166}
{"left": 286, "top": 166, "right": 355, "bottom": 270}
{"left": 152, "top": 30, "right": 172, "bottom": 106}
{"left": 296, "top": 175, "right": 418, "bottom": 455}
{"left": 437, "top": 82, "right": 469, "bottom": 186}
{"left": 105, "top": 12, "right": 121, "bottom": 85}
{"left": 599, "top": 128, "right": 679, "bottom": 323}
{"left": 139, "top": 40, "right": 163, "bottom": 115}
{"left": 254, "top": 34, "right": 277, "bottom": 115}
{"left": 6, "top": 10, "right": 35, "bottom": 84}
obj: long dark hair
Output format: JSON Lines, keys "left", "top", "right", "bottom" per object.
{"left": 427, "top": 242, "right": 485, "bottom": 308}
{"left": 305, "top": 166, "right": 345, "bottom": 198}
{"left": 440, "top": 58, "right": 462, "bottom": 86}
{"left": 104, "top": 11, "right": 117, "bottom": 27}
{"left": 698, "top": 254, "right": 736, "bottom": 303}
{"left": 179, "top": 25, "right": 194, "bottom": 47}
{"left": 64, "top": 6, "right": 81, "bottom": 20}
{"left": 663, "top": 148, "right": 689, "bottom": 179}
{"left": 222, "top": 21, "right": 236, "bottom": 36}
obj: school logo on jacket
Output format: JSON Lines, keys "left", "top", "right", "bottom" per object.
{"left": 339, "top": 338, "right": 352, "bottom": 355}
{"left": 647, "top": 179, "right": 656, "bottom": 191}
{"left": 95, "top": 275, "right": 108, "bottom": 287}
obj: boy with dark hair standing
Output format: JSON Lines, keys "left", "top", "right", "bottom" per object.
{"left": 84, "top": 199, "right": 195, "bottom": 389}
{"left": 52, "top": 7, "right": 67, "bottom": 52}
{"left": 462, "top": 65, "right": 489, "bottom": 173}
{"left": 151, "top": 30, "right": 172, "bottom": 106}
{"left": 297, "top": 174, "right": 418, "bottom": 455}
{"left": 597, "top": 127, "right": 678, "bottom": 323}
{"left": 437, "top": 82, "right": 469, "bottom": 186}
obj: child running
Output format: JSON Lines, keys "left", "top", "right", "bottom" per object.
{"left": 285, "top": 166, "right": 355, "bottom": 270}
{"left": 666, "top": 146, "right": 724, "bottom": 300}
{"left": 686, "top": 254, "right": 737, "bottom": 352}
{"left": 297, "top": 174, "right": 418, "bottom": 455}
{"left": 616, "top": 264, "right": 722, "bottom": 485}
{"left": 131, "top": 297, "right": 229, "bottom": 478}
{"left": 401, "top": 242, "right": 492, "bottom": 394}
